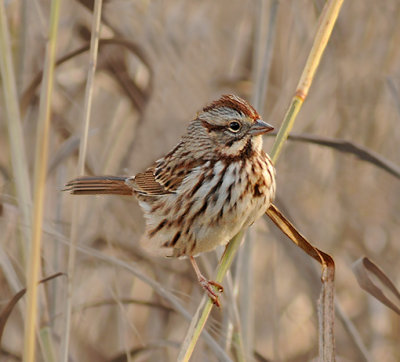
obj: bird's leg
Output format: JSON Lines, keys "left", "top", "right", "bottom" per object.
{"left": 190, "top": 256, "right": 224, "bottom": 307}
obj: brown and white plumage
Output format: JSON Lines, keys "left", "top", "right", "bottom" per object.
{"left": 65, "top": 94, "right": 276, "bottom": 305}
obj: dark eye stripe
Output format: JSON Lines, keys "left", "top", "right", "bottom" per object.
{"left": 202, "top": 120, "right": 243, "bottom": 133}
{"left": 201, "top": 120, "right": 226, "bottom": 132}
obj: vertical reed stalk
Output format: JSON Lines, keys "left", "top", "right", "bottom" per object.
{"left": 61, "top": 1, "right": 103, "bottom": 360}
{"left": 0, "top": 0, "right": 32, "bottom": 264}
{"left": 270, "top": 0, "right": 345, "bottom": 163}
{"left": 23, "top": 0, "right": 61, "bottom": 361}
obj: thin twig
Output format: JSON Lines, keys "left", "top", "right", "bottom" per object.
{"left": 277, "top": 132, "right": 400, "bottom": 180}
{"left": 20, "top": 38, "right": 153, "bottom": 116}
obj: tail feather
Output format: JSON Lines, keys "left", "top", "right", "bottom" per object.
{"left": 64, "top": 176, "right": 133, "bottom": 195}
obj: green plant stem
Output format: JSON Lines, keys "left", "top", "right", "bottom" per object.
{"left": 177, "top": 231, "right": 244, "bottom": 362}
{"left": 40, "top": 327, "right": 57, "bottom": 362}
{"left": 270, "top": 96, "right": 302, "bottom": 163}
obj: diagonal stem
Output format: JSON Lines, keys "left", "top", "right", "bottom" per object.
{"left": 266, "top": 204, "right": 336, "bottom": 360}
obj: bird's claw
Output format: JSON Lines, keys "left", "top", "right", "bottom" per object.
{"left": 199, "top": 278, "right": 224, "bottom": 307}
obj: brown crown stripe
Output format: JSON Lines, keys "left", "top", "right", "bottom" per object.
{"left": 203, "top": 95, "right": 259, "bottom": 120}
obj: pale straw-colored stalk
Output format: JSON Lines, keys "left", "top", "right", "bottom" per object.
{"left": 23, "top": 0, "right": 62, "bottom": 361}
{"left": 177, "top": 231, "right": 244, "bottom": 361}
{"left": 0, "top": 0, "right": 32, "bottom": 264}
{"left": 60, "top": 1, "right": 103, "bottom": 361}
{"left": 270, "top": 0, "right": 345, "bottom": 164}
{"left": 177, "top": 0, "right": 344, "bottom": 360}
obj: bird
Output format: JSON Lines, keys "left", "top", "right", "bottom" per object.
{"left": 65, "top": 94, "right": 276, "bottom": 306}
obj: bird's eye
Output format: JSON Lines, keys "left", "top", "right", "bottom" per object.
{"left": 228, "top": 121, "right": 241, "bottom": 133}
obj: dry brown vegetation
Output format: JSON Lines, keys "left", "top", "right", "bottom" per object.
{"left": 1, "top": 0, "right": 400, "bottom": 361}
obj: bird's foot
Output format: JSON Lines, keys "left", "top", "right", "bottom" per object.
{"left": 198, "top": 277, "right": 224, "bottom": 307}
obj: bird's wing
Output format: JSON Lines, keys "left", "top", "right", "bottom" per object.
{"left": 128, "top": 166, "right": 171, "bottom": 195}
{"left": 129, "top": 156, "right": 203, "bottom": 196}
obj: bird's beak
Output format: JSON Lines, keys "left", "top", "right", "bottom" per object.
{"left": 249, "top": 119, "right": 274, "bottom": 136}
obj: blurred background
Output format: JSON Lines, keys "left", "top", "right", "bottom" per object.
{"left": 1, "top": 0, "right": 400, "bottom": 361}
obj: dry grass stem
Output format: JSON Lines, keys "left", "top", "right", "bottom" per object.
{"left": 277, "top": 133, "right": 400, "bottom": 180}
{"left": 271, "top": 0, "right": 345, "bottom": 163}
{"left": 0, "top": 0, "right": 32, "bottom": 263}
{"left": 178, "top": 231, "right": 244, "bottom": 362}
{"left": 23, "top": 1, "right": 61, "bottom": 360}
{"left": 61, "top": 1, "right": 103, "bottom": 360}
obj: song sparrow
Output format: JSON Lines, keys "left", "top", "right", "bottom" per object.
{"left": 65, "top": 94, "right": 276, "bottom": 306}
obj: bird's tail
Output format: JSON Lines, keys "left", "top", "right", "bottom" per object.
{"left": 64, "top": 176, "right": 133, "bottom": 195}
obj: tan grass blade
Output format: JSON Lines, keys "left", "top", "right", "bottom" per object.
{"left": 0, "top": 273, "right": 63, "bottom": 345}
{"left": 23, "top": 1, "right": 61, "bottom": 361}
{"left": 0, "top": 203, "right": 24, "bottom": 317}
{"left": 352, "top": 257, "right": 400, "bottom": 315}
{"left": 0, "top": 0, "right": 32, "bottom": 264}
{"left": 266, "top": 204, "right": 336, "bottom": 361}
{"left": 276, "top": 133, "right": 400, "bottom": 180}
